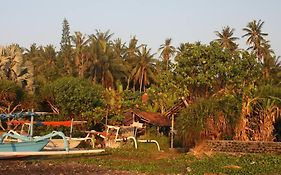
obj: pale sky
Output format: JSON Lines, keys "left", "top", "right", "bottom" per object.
{"left": 1, "top": 0, "right": 281, "bottom": 56}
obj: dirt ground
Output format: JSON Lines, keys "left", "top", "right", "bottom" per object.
{"left": 0, "top": 158, "right": 142, "bottom": 175}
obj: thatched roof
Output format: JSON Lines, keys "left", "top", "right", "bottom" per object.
{"left": 123, "top": 109, "right": 171, "bottom": 127}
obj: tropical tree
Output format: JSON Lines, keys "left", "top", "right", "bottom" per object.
{"left": 60, "top": 18, "right": 71, "bottom": 50}
{"left": 88, "top": 30, "right": 114, "bottom": 85}
{"left": 71, "top": 31, "right": 90, "bottom": 77}
{"left": 0, "top": 79, "right": 25, "bottom": 114}
{"left": 268, "top": 56, "right": 281, "bottom": 85}
{"left": 242, "top": 20, "right": 280, "bottom": 81}
{"left": 131, "top": 45, "right": 157, "bottom": 92}
{"left": 112, "top": 38, "right": 130, "bottom": 87}
{"left": 175, "top": 42, "right": 262, "bottom": 99}
{"left": 32, "top": 45, "right": 60, "bottom": 93}
{"left": 234, "top": 85, "right": 281, "bottom": 141}
{"left": 214, "top": 26, "right": 238, "bottom": 51}
{"left": 41, "top": 77, "right": 104, "bottom": 116}
{"left": 88, "top": 30, "right": 127, "bottom": 88}
{"left": 24, "top": 44, "right": 42, "bottom": 75}
{"left": 146, "top": 70, "right": 189, "bottom": 113}
{"left": 58, "top": 18, "right": 73, "bottom": 75}
{"left": 124, "top": 36, "right": 139, "bottom": 90}
{"left": 159, "top": 38, "right": 176, "bottom": 70}
{"left": 0, "top": 44, "right": 34, "bottom": 93}
{"left": 242, "top": 20, "right": 268, "bottom": 60}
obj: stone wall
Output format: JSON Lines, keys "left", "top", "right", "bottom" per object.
{"left": 202, "top": 140, "right": 281, "bottom": 153}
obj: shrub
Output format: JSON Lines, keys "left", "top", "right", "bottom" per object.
{"left": 41, "top": 77, "right": 104, "bottom": 116}
{"left": 0, "top": 79, "right": 25, "bottom": 113}
{"left": 176, "top": 94, "right": 241, "bottom": 148}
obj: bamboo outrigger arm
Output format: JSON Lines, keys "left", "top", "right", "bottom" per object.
{"left": 33, "top": 131, "right": 69, "bottom": 152}
{"left": 115, "top": 136, "right": 138, "bottom": 149}
{"left": 137, "top": 139, "right": 161, "bottom": 151}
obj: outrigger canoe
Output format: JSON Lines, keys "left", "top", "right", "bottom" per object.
{"left": 0, "top": 112, "right": 104, "bottom": 159}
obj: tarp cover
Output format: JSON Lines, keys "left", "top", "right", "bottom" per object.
{"left": 0, "top": 112, "right": 46, "bottom": 120}
{"left": 6, "top": 120, "right": 87, "bottom": 127}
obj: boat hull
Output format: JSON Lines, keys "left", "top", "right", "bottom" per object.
{"left": 46, "top": 139, "right": 81, "bottom": 150}
{"left": 0, "top": 139, "right": 49, "bottom": 152}
{"left": 45, "top": 137, "right": 92, "bottom": 150}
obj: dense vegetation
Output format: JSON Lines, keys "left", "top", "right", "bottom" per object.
{"left": 0, "top": 18, "right": 280, "bottom": 147}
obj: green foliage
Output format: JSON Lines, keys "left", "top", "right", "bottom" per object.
{"left": 0, "top": 44, "right": 35, "bottom": 93}
{"left": 146, "top": 70, "right": 189, "bottom": 113}
{"left": 41, "top": 77, "right": 104, "bottom": 116}
{"left": 121, "top": 90, "right": 142, "bottom": 109}
{"left": 60, "top": 18, "right": 71, "bottom": 50}
{"left": 24, "top": 44, "right": 61, "bottom": 95}
{"left": 102, "top": 88, "right": 143, "bottom": 125}
{"left": 214, "top": 26, "right": 238, "bottom": 51}
{"left": 255, "top": 85, "right": 281, "bottom": 102}
{"left": 0, "top": 79, "right": 25, "bottom": 113}
{"left": 175, "top": 42, "right": 262, "bottom": 99}
{"left": 0, "top": 79, "right": 24, "bottom": 101}
{"left": 131, "top": 45, "right": 158, "bottom": 92}
{"left": 176, "top": 94, "right": 242, "bottom": 147}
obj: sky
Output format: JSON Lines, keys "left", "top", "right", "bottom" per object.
{"left": 1, "top": 0, "right": 281, "bottom": 56}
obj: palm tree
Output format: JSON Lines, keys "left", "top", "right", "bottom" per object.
{"left": 269, "top": 56, "right": 281, "bottom": 85}
{"left": 112, "top": 38, "right": 129, "bottom": 86}
{"left": 71, "top": 31, "right": 90, "bottom": 77}
{"left": 91, "top": 30, "right": 114, "bottom": 52}
{"left": 88, "top": 30, "right": 113, "bottom": 85}
{"left": 131, "top": 45, "right": 157, "bottom": 92}
{"left": 37, "top": 45, "right": 58, "bottom": 81}
{"left": 214, "top": 26, "right": 238, "bottom": 51}
{"left": 159, "top": 38, "right": 176, "bottom": 70}
{"left": 242, "top": 20, "right": 268, "bottom": 59}
{"left": 88, "top": 30, "right": 127, "bottom": 88}
{"left": 41, "top": 45, "right": 57, "bottom": 67}
{"left": 177, "top": 43, "right": 187, "bottom": 55}
{"left": 24, "top": 44, "right": 42, "bottom": 76}
{"left": 124, "top": 36, "right": 139, "bottom": 90}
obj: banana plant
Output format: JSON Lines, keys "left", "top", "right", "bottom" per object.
{"left": 0, "top": 44, "right": 34, "bottom": 93}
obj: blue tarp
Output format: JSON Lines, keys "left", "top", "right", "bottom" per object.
{"left": 0, "top": 112, "right": 41, "bottom": 120}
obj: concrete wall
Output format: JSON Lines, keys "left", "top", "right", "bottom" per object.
{"left": 203, "top": 140, "right": 281, "bottom": 153}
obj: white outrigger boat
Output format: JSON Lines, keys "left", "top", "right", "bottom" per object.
{"left": 8, "top": 119, "right": 94, "bottom": 150}
{"left": 0, "top": 112, "right": 104, "bottom": 159}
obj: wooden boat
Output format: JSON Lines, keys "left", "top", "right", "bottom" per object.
{"left": 0, "top": 112, "right": 104, "bottom": 159}
{"left": 0, "top": 149, "right": 105, "bottom": 158}
{"left": 7, "top": 118, "right": 93, "bottom": 150}
{"left": 0, "top": 139, "right": 49, "bottom": 159}
{"left": 45, "top": 137, "right": 90, "bottom": 150}
{"left": 0, "top": 139, "right": 49, "bottom": 152}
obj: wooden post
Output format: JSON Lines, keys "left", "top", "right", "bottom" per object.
{"left": 70, "top": 118, "right": 74, "bottom": 139}
{"left": 30, "top": 109, "right": 34, "bottom": 137}
{"left": 171, "top": 114, "right": 174, "bottom": 149}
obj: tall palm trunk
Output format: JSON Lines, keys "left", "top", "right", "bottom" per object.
{"left": 139, "top": 68, "right": 144, "bottom": 92}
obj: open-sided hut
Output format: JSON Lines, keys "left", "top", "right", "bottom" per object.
{"left": 123, "top": 109, "right": 171, "bottom": 127}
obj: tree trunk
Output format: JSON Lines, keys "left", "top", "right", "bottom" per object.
{"left": 139, "top": 69, "right": 144, "bottom": 92}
